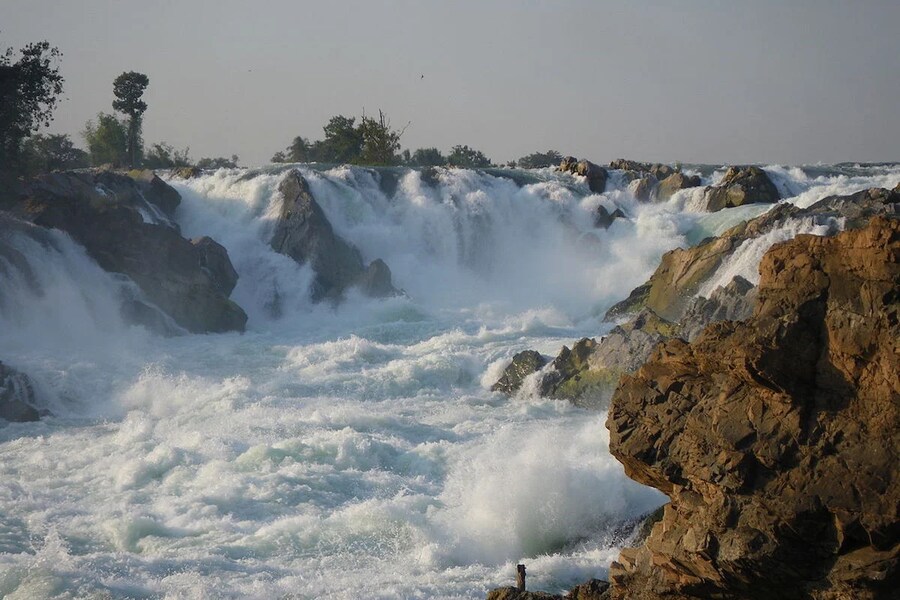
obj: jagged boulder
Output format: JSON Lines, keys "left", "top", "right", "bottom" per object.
{"left": 629, "top": 176, "right": 657, "bottom": 202}
{"left": 3, "top": 171, "right": 247, "bottom": 333}
{"left": 704, "top": 165, "right": 780, "bottom": 211}
{"left": 171, "top": 166, "right": 203, "bottom": 179}
{"left": 605, "top": 186, "right": 899, "bottom": 322}
{"left": 0, "top": 362, "right": 41, "bottom": 422}
{"left": 192, "top": 236, "right": 238, "bottom": 296}
{"left": 608, "top": 159, "right": 674, "bottom": 181}
{"left": 559, "top": 157, "right": 608, "bottom": 193}
{"left": 606, "top": 217, "right": 900, "bottom": 599}
{"left": 491, "top": 350, "right": 547, "bottom": 395}
{"left": 655, "top": 172, "right": 702, "bottom": 202}
{"left": 270, "top": 169, "right": 399, "bottom": 302}
{"left": 486, "top": 579, "right": 610, "bottom": 600}
{"left": 125, "top": 169, "right": 182, "bottom": 217}
{"left": 594, "top": 205, "right": 626, "bottom": 229}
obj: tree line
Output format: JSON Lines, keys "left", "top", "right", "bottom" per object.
{"left": 2, "top": 37, "right": 566, "bottom": 177}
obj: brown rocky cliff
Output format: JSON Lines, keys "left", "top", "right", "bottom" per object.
{"left": 606, "top": 217, "right": 899, "bottom": 599}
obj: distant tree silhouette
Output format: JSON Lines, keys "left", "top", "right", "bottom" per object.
{"left": 82, "top": 112, "right": 128, "bottom": 166}
{"left": 517, "top": 149, "right": 563, "bottom": 169}
{"left": 408, "top": 147, "right": 445, "bottom": 166}
{"left": 447, "top": 144, "right": 491, "bottom": 168}
{"left": 112, "top": 71, "right": 149, "bottom": 168}
{"left": 0, "top": 40, "right": 64, "bottom": 170}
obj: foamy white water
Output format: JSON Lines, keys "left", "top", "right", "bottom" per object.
{"left": 0, "top": 163, "right": 895, "bottom": 598}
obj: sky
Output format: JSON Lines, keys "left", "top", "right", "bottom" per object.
{"left": 3, "top": 0, "right": 899, "bottom": 167}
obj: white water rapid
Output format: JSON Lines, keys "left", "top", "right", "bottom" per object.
{"left": 1, "top": 162, "right": 897, "bottom": 599}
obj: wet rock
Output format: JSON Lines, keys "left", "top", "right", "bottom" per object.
{"left": 192, "top": 236, "right": 239, "bottom": 296}
{"left": 608, "top": 159, "right": 674, "bottom": 180}
{"left": 125, "top": 169, "right": 182, "bottom": 217}
{"left": 560, "top": 157, "right": 608, "bottom": 193}
{"left": 655, "top": 172, "right": 702, "bottom": 202}
{"left": 171, "top": 166, "right": 203, "bottom": 179}
{"left": 704, "top": 165, "right": 780, "bottom": 211}
{"left": 4, "top": 171, "right": 247, "bottom": 333}
{"left": 486, "top": 588, "right": 561, "bottom": 600}
{"left": 629, "top": 176, "right": 657, "bottom": 202}
{"left": 605, "top": 186, "right": 899, "bottom": 322}
{"left": 270, "top": 169, "right": 398, "bottom": 301}
{"left": 0, "top": 362, "right": 41, "bottom": 422}
{"left": 486, "top": 579, "right": 610, "bottom": 600}
{"left": 491, "top": 350, "right": 547, "bottom": 395}
{"left": 594, "top": 205, "right": 626, "bottom": 229}
{"left": 606, "top": 217, "right": 900, "bottom": 599}
{"left": 679, "top": 275, "right": 757, "bottom": 342}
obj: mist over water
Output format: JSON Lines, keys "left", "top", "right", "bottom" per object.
{"left": 0, "top": 163, "right": 896, "bottom": 598}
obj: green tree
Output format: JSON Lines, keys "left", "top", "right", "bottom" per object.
{"left": 408, "top": 147, "right": 445, "bottom": 166}
{"left": 320, "top": 115, "right": 363, "bottom": 163}
{"left": 112, "top": 71, "right": 149, "bottom": 168}
{"left": 517, "top": 149, "right": 563, "bottom": 169}
{"left": 0, "top": 40, "right": 64, "bottom": 170}
{"left": 196, "top": 155, "right": 239, "bottom": 169}
{"left": 82, "top": 113, "right": 128, "bottom": 166}
{"left": 358, "top": 110, "right": 403, "bottom": 166}
{"left": 143, "top": 142, "right": 191, "bottom": 169}
{"left": 447, "top": 144, "right": 492, "bottom": 168}
{"left": 20, "top": 133, "right": 88, "bottom": 175}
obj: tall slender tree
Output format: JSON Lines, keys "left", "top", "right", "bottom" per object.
{"left": 112, "top": 71, "right": 149, "bottom": 168}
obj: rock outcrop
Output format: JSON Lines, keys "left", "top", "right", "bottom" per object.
{"left": 704, "top": 165, "right": 780, "bottom": 212}
{"left": 491, "top": 350, "right": 547, "bottom": 395}
{"left": 606, "top": 217, "right": 900, "bottom": 599}
{"left": 270, "top": 169, "right": 399, "bottom": 302}
{"left": 560, "top": 157, "right": 608, "bottom": 194}
{"left": 0, "top": 362, "right": 41, "bottom": 422}
{"left": 656, "top": 172, "right": 702, "bottom": 202}
{"left": 605, "top": 186, "right": 899, "bottom": 323}
{"left": 1, "top": 171, "right": 247, "bottom": 333}
{"left": 486, "top": 579, "right": 610, "bottom": 600}
{"left": 192, "top": 236, "right": 239, "bottom": 296}
{"left": 608, "top": 159, "right": 675, "bottom": 181}
{"left": 594, "top": 205, "right": 626, "bottom": 229}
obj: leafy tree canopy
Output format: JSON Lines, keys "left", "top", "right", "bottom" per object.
{"left": 516, "top": 149, "right": 563, "bottom": 169}
{"left": 112, "top": 71, "right": 149, "bottom": 168}
{"left": 408, "top": 147, "right": 445, "bottom": 167}
{"left": 447, "top": 144, "right": 492, "bottom": 168}
{"left": 20, "top": 133, "right": 88, "bottom": 176}
{"left": 358, "top": 110, "right": 403, "bottom": 166}
{"left": 143, "top": 142, "right": 192, "bottom": 169}
{"left": 196, "top": 155, "right": 239, "bottom": 169}
{"left": 82, "top": 112, "right": 128, "bottom": 167}
{"left": 320, "top": 115, "right": 363, "bottom": 164}
{"left": 0, "top": 40, "right": 64, "bottom": 168}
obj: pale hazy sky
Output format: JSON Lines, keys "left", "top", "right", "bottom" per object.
{"left": 4, "top": 0, "right": 899, "bottom": 166}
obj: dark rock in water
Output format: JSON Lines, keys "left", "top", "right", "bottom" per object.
{"left": 608, "top": 159, "right": 674, "bottom": 181}
{"left": 270, "top": 169, "right": 398, "bottom": 301}
{"left": 356, "top": 258, "right": 397, "bottom": 298}
{"left": 491, "top": 350, "right": 547, "bottom": 395}
{"left": 606, "top": 217, "right": 900, "bottom": 599}
{"left": 539, "top": 338, "right": 610, "bottom": 406}
{"left": 485, "top": 579, "right": 610, "bottom": 600}
{"left": 679, "top": 275, "right": 757, "bottom": 342}
{"left": 655, "top": 172, "right": 702, "bottom": 202}
{"left": 594, "top": 205, "right": 626, "bottom": 229}
{"left": 0, "top": 362, "right": 41, "bottom": 422}
{"left": 629, "top": 175, "right": 657, "bottom": 202}
{"left": 704, "top": 165, "right": 780, "bottom": 211}
{"left": 605, "top": 186, "right": 899, "bottom": 323}
{"left": 171, "top": 166, "right": 203, "bottom": 179}
{"left": 3, "top": 171, "right": 247, "bottom": 333}
{"left": 559, "top": 157, "right": 608, "bottom": 194}
{"left": 126, "top": 169, "right": 182, "bottom": 217}
{"left": 192, "top": 236, "right": 239, "bottom": 296}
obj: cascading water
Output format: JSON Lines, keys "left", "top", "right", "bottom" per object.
{"left": 0, "top": 162, "right": 897, "bottom": 599}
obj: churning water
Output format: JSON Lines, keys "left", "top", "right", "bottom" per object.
{"left": 1, "top": 162, "right": 897, "bottom": 598}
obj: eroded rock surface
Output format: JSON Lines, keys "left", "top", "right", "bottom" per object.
{"left": 270, "top": 169, "right": 399, "bottom": 301}
{"left": 656, "top": 172, "right": 702, "bottom": 202}
{"left": 1, "top": 171, "right": 246, "bottom": 333}
{"left": 491, "top": 350, "right": 547, "bottom": 395}
{"left": 704, "top": 165, "right": 780, "bottom": 212}
{"left": 560, "top": 157, "right": 608, "bottom": 193}
{"left": 606, "top": 217, "right": 900, "bottom": 599}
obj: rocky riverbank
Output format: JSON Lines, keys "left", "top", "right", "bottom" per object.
{"left": 488, "top": 182, "right": 899, "bottom": 598}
